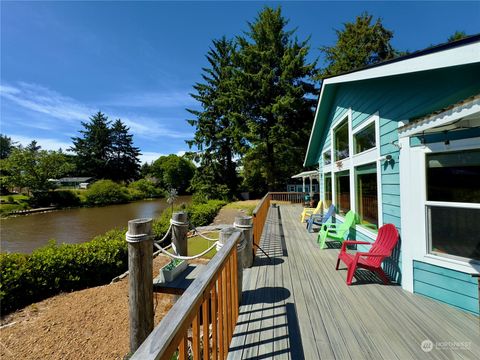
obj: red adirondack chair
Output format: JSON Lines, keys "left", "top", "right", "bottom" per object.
{"left": 335, "top": 224, "right": 399, "bottom": 285}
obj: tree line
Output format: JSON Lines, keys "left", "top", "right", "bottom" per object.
{"left": 0, "top": 112, "right": 196, "bottom": 197}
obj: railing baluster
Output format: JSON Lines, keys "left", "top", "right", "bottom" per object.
{"left": 218, "top": 273, "right": 224, "bottom": 359}
{"left": 211, "top": 284, "right": 218, "bottom": 360}
{"left": 202, "top": 298, "right": 209, "bottom": 359}
{"left": 192, "top": 313, "right": 200, "bottom": 359}
{"left": 226, "top": 257, "right": 232, "bottom": 345}
{"left": 221, "top": 265, "right": 228, "bottom": 358}
{"left": 178, "top": 331, "right": 188, "bottom": 360}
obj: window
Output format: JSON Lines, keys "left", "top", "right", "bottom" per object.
{"left": 426, "top": 149, "right": 480, "bottom": 261}
{"left": 335, "top": 171, "right": 350, "bottom": 215}
{"left": 356, "top": 163, "right": 378, "bottom": 230}
{"left": 324, "top": 173, "right": 332, "bottom": 207}
{"left": 427, "top": 150, "right": 480, "bottom": 203}
{"left": 354, "top": 122, "right": 376, "bottom": 154}
{"left": 323, "top": 151, "right": 331, "bottom": 165}
{"left": 334, "top": 118, "right": 349, "bottom": 161}
{"left": 323, "top": 112, "right": 381, "bottom": 230}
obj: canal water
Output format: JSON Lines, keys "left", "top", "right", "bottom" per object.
{"left": 0, "top": 196, "right": 191, "bottom": 254}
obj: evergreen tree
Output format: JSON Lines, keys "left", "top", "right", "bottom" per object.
{"left": 71, "top": 111, "right": 112, "bottom": 179}
{"left": 236, "top": 7, "right": 318, "bottom": 191}
{"left": 0, "top": 134, "right": 16, "bottom": 159}
{"left": 447, "top": 31, "right": 467, "bottom": 42}
{"left": 320, "top": 13, "right": 396, "bottom": 77}
{"left": 109, "top": 119, "right": 141, "bottom": 181}
{"left": 187, "top": 37, "right": 245, "bottom": 199}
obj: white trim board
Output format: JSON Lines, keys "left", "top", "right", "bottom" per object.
{"left": 323, "top": 42, "right": 480, "bottom": 86}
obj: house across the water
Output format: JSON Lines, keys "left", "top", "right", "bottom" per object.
{"left": 304, "top": 35, "right": 480, "bottom": 315}
{"left": 57, "top": 177, "right": 95, "bottom": 189}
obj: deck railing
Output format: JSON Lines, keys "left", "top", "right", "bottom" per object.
{"left": 131, "top": 231, "right": 241, "bottom": 360}
{"left": 252, "top": 192, "right": 304, "bottom": 252}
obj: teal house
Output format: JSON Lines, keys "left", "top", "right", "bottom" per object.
{"left": 304, "top": 35, "right": 480, "bottom": 315}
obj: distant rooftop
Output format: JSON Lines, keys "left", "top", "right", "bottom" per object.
{"left": 57, "top": 177, "right": 94, "bottom": 183}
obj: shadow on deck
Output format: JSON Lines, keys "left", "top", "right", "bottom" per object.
{"left": 228, "top": 204, "right": 479, "bottom": 360}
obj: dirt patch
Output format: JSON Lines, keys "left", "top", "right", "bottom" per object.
{"left": 0, "top": 256, "right": 177, "bottom": 360}
{"left": 0, "top": 201, "right": 257, "bottom": 359}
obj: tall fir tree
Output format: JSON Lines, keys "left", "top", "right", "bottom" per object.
{"left": 236, "top": 7, "right": 318, "bottom": 191}
{"left": 320, "top": 13, "right": 396, "bottom": 78}
{"left": 71, "top": 111, "right": 112, "bottom": 179}
{"left": 109, "top": 119, "right": 141, "bottom": 181}
{"left": 187, "top": 37, "right": 245, "bottom": 198}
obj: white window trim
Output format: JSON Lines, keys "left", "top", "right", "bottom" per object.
{"left": 400, "top": 135, "right": 480, "bottom": 293}
{"left": 326, "top": 110, "right": 382, "bottom": 234}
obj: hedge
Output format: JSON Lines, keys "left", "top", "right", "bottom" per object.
{"left": 0, "top": 230, "right": 127, "bottom": 314}
{"left": 0, "top": 199, "right": 227, "bottom": 314}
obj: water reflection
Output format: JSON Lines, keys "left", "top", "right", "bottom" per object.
{"left": 0, "top": 196, "right": 191, "bottom": 254}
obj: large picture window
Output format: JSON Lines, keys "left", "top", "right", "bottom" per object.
{"left": 335, "top": 171, "right": 350, "bottom": 215}
{"left": 426, "top": 149, "right": 480, "bottom": 261}
{"left": 356, "top": 163, "right": 378, "bottom": 230}
{"left": 334, "top": 118, "right": 349, "bottom": 161}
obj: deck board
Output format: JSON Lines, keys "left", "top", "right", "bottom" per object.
{"left": 228, "top": 204, "right": 480, "bottom": 360}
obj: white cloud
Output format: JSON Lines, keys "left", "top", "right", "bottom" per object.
{"left": 139, "top": 151, "right": 165, "bottom": 164}
{"left": 1, "top": 82, "right": 92, "bottom": 122}
{"left": 10, "top": 134, "right": 73, "bottom": 152}
{"left": 0, "top": 81, "right": 193, "bottom": 140}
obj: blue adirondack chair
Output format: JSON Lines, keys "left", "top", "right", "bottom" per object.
{"left": 306, "top": 204, "right": 335, "bottom": 233}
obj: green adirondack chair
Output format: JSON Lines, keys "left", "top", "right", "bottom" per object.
{"left": 317, "top": 210, "right": 356, "bottom": 249}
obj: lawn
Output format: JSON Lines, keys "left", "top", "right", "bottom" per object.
{"left": 0, "top": 194, "right": 30, "bottom": 216}
{"left": 167, "top": 233, "right": 219, "bottom": 259}
{"left": 225, "top": 200, "right": 260, "bottom": 216}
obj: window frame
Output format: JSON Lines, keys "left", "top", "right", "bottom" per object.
{"left": 424, "top": 147, "right": 480, "bottom": 263}
{"left": 324, "top": 110, "right": 382, "bottom": 236}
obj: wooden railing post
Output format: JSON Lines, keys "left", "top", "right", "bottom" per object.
{"left": 126, "top": 218, "right": 154, "bottom": 353}
{"left": 234, "top": 216, "right": 253, "bottom": 268}
{"left": 171, "top": 211, "right": 188, "bottom": 256}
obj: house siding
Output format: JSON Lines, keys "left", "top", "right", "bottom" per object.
{"left": 413, "top": 261, "right": 479, "bottom": 315}
{"left": 316, "top": 64, "right": 480, "bottom": 297}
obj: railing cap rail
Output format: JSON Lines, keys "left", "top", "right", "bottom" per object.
{"left": 252, "top": 193, "right": 270, "bottom": 216}
{"left": 130, "top": 230, "right": 241, "bottom": 360}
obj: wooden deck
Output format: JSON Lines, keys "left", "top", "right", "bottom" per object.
{"left": 228, "top": 204, "right": 479, "bottom": 360}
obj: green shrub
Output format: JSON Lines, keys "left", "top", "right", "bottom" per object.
{"left": 0, "top": 229, "right": 127, "bottom": 314}
{"left": 29, "top": 190, "right": 81, "bottom": 207}
{"left": 128, "top": 179, "right": 164, "bottom": 199}
{"left": 85, "top": 180, "right": 129, "bottom": 206}
{"left": 152, "top": 200, "right": 226, "bottom": 241}
{"left": 187, "top": 200, "right": 226, "bottom": 226}
{"left": 7, "top": 195, "right": 14, "bottom": 203}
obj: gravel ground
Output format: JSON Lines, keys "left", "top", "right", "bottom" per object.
{"left": 0, "top": 203, "right": 252, "bottom": 360}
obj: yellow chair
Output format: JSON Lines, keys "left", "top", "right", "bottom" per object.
{"left": 300, "top": 200, "right": 322, "bottom": 223}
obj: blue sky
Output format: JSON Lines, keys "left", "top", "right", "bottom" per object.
{"left": 1, "top": 1, "right": 479, "bottom": 163}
